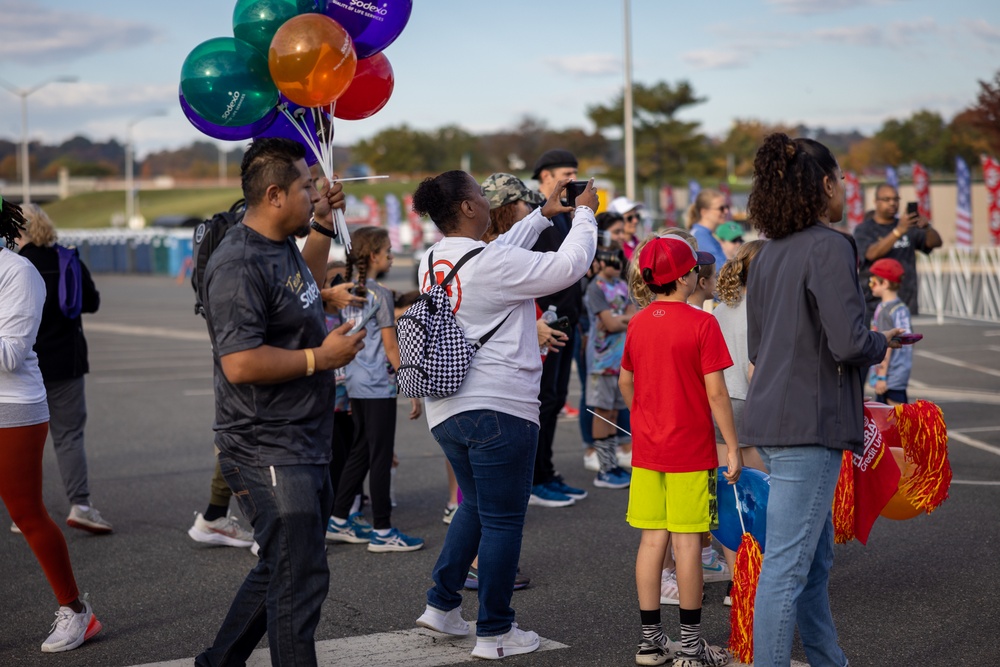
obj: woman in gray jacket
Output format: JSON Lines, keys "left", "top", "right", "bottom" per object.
{"left": 742, "top": 134, "right": 900, "bottom": 667}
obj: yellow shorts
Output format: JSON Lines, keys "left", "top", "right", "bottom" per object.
{"left": 626, "top": 467, "right": 718, "bottom": 533}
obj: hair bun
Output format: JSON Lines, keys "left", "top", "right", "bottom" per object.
{"left": 784, "top": 142, "right": 797, "bottom": 160}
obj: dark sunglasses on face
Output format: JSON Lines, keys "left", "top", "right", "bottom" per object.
{"left": 624, "top": 213, "right": 639, "bottom": 222}
{"left": 713, "top": 205, "right": 731, "bottom": 212}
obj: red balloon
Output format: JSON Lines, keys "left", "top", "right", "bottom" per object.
{"left": 333, "top": 52, "right": 394, "bottom": 120}
{"left": 269, "top": 13, "right": 357, "bottom": 108}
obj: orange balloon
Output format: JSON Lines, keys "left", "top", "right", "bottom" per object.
{"left": 268, "top": 13, "right": 357, "bottom": 108}
{"left": 880, "top": 447, "right": 922, "bottom": 521}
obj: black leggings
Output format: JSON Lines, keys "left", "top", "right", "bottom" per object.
{"left": 331, "top": 398, "right": 397, "bottom": 530}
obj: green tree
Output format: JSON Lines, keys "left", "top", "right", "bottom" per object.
{"left": 587, "top": 81, "right": 714, "bottom": 186}
{"left": 874, "top": 110, "right": 950, "bottom": 170}
{"left": 353, "top": 124, "right": 436, "bottom": 174}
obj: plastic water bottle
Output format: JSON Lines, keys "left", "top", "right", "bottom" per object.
{"left": 540, "top": 305, "right": 558, "bottom": 357}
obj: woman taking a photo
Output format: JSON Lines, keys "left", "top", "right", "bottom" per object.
{"left": 741, "top": 134, "right": 899, "bottom": 667}
{"left": 411, "top": 170, "right": 597, "bottom": 661}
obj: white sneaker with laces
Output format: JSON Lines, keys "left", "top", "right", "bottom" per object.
{"left": 41, "top": 598, "right": 102, "bottom": 653}
{"left": 415, "top": 605, "right": 469, "bottom": 636}
{"left": 66, "top": 505, "right": 113, "bottom": 534}
{"left": 470, "top": 623, "right": 540, "bottom": 660}
{"left": 660, "top": 569, "right": 679, "bottom": 606}
{"left": 188, "top": 512, "right": 254, "bottom": 548}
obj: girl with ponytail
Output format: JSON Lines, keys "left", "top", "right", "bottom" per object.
{"left": 327, "top": 226, "right": 424, "bottom": 552}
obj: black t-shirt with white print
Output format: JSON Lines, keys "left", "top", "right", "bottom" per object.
{"left": 204, "top": 223, "right": 333, "bottom": 466}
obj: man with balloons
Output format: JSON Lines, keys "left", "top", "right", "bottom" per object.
{"left": 181, "top": 3, "right": 409, "bottom": 666}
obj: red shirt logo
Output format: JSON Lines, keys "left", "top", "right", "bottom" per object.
{"left": 421, "top": 260, "right": 463, "bottom": 313}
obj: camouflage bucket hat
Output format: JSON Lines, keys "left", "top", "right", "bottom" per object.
{"left": 481, "top": 173, "right": 546, "bottom": 210}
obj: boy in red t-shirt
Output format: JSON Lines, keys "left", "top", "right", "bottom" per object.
{"left": 619, "top": 237, "right": 742, "bottom": 667}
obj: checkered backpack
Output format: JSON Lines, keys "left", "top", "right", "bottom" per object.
{"left": 397, "top": 247, "right": 512, "bottom": 398}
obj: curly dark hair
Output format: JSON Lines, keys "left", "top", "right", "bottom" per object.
{"left": 747, "top": 133, "right": 839, "bottom": 240}
{"left": 411, "top": 171, "right": 476, "bottom": 235}
{"left": 0, "top": 196, "right": 26, "bottom": 250}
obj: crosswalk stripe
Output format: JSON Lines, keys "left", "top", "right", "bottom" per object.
{"left": 130, "top": 626, "right": 567, "bottom": 667}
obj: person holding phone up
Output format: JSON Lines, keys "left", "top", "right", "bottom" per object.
{"left": 853, "top": 183, "right": 942, "bottom": 326}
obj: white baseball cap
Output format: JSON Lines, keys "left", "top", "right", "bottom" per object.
{"left": 609, "top": 196, "right": 642, "bottom": 216}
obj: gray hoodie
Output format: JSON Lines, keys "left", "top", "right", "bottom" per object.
{"left": 741, "top": 224, "right": 888, "bottom": 453}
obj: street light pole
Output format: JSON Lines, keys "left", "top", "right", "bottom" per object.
{"left": 125, "top": 111, "right": 166, "bottom": 226}
{"left": 622, "top": 0, "right": 636, "bottom": 202}
{"left": 0, "top": 75, "right": 78, "bottom": 205}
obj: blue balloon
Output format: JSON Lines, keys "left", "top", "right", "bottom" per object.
{"left": 179, "top": 87, "right": 277, "bottom": 141}
{"left": 256, "top": 96, "right": 331, "bottom": 166}
{"left": 712, "top": 467, "right": 769, "bottom": 553}
{"left": 323, "top": 0, "right": 412, "bottom": 59}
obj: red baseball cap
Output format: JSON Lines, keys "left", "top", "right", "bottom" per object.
{"left": 639, "top": 237, "right": 715, "bottom": 285}
{"left": 870, "top": 258, "right": 904, "bottom": 283}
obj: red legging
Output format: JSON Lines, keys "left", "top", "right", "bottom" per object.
{"left": 0, "top": 423, "right": 79, "bottom": 605}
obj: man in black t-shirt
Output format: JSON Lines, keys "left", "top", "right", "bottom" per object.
{"left": 853, "top": 183, "right": 942, "bottom": 325}
{"left": 196, "top": 138, "right": 364, "bottom": 667}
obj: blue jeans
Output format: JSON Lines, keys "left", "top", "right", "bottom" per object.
{"left": 196, "top": 456, "right": 332, "bottom": 667}
{"left": 428, "top": 410, "right": 538, "bottom": 636}
{"left": 754, "top": 446, "right": 848, "bottom": 667}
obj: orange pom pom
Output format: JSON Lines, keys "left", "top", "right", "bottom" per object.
{"left": 894, "top": 400, "right": 952, "bottom": 513}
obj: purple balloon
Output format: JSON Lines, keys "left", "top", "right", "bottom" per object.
{"left": 324, "top": 0, "right": 411, "bottom": 59}
{"left": 256, "top": 96, "right": 332, "bottom": 166}
{"left": 179, "top": 87, "right": 277, "bottom": 141}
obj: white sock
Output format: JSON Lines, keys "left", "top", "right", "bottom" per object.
{"left": 374, "top": 528, "right": 392, "bottom": 537}
{"left": 349, "top": 494, "right": 362, "bottom": 515}
{"left": 331, "top": 515, "right": 348, "bottom": 525}
{"left": 702, "top": 546, "right": 714, "bottom": 564}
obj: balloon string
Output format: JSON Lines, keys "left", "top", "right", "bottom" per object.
{"left": 279, "top": 105, "right": 324, "bottom": 168}
{"left": 734, "top": 484, "right": 748, "bottom": 535}
{"left": 586, "top": 409, "right": 632, "bottom": 437}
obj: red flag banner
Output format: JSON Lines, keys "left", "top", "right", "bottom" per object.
{"left": 660, "top": 185, "right": 676, "bottom": 227}
{"left": 845, "top": 171, "right": 864, "bottom": 230}
{"left": 832, "top": 404, "right": 901, "bottom": 544}
{"left": 912, "top": 163, "right": 931, "bottom": 219}
{"left": 983, "top": 155, "right": 1000, "bottom": 246}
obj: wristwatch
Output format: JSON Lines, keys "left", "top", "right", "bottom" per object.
{"left": 310, "top": 219, "right": 337, "bottom": 238}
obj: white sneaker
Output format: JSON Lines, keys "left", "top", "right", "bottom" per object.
{"left": 702, "top": 549, "right": 731, "bottom": 583}
{"left": 616, "top": 447, "right": 633, "bottom": 469}
{"left": 660, "top": 569, "right": 679, "bottom": 606}
{"left": 188, "top": 512, "right": 254, "bottom": 548}
{"left": 66, "top": 505, "right": 113, "bottom": 534}
{"left": 583, "top": 450, "right": 600, "bottom": 472}
{"left": 470, "top": 623, "right": 539, "bottom": 660}
{"left": 415, "top": 605, "right": 470, "bottom": 636}
{"left": 40, "top": 598, "right": 102, "bottom": 653}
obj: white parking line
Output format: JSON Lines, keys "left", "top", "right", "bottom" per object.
{"left": 913, "top": 349, "right": 1000, "bottom": 379}
{"left": 88, "top": 322, "right": 210, "bottom": 342}
{"left": 947, "top": 431, "right": 1000, "bottom": 457}
{"left": 130, "top": 626, "right": 567, "bottom": 667}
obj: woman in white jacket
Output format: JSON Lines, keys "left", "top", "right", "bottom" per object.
{"left": 412, "top": 171, "right": 597, "bottom": 660}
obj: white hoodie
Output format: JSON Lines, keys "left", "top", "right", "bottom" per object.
{"left": 417, "top": 206, "right": 596, "bottom": 429}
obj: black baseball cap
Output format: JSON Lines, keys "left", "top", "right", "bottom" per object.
{"left": 531, "top": 149, "right": 578, "bottom": 180}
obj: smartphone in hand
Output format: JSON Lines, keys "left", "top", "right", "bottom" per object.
{"left": 550, "top": 316, "right": 572, "bottom": 335}
{"left": 564, "top": 180, "right": 590, "bottom": 207}
{"left": 906, "top": 202, "right": 919, "bottom": 217}
{"left": 892, "top": 333, "right": 923, "bottom": 345}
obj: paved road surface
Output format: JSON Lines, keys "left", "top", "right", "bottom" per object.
{"left": 1, "top": 271, "right": 998, "bottom": 667}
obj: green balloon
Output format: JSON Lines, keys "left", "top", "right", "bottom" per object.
{"left": 180, "top": 37, "right": 278, "bottom": 127}
{"left": 233, "top": 0, "right": 319, "bottom": 56}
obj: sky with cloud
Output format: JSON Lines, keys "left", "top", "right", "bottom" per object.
{"left": 0, "top": 0, "right": 997, "bottom": 158}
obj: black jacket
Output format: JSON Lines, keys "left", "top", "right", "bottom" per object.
{"left": 742, "top": 224, "right": 887, "bottom": 453}
{"left": 19, "top": 243, "right": 100, "bottom": 382}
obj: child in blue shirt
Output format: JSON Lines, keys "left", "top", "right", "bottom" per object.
{"left": 868, "top": 258, "right": 913, "bottom": 405}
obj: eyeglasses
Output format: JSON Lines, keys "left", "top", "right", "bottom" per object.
{"left": 713, "top": 205, "right": 731, "bottom": 212}
{"left": 877, "top": 197, "right": 900, "bottom": 203}
{"left": 624, "top": 213, "right": 639, "bottom": 222}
